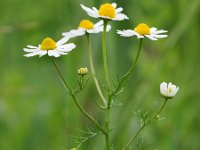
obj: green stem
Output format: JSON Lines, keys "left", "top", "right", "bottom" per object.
{"left": 111, "top": 39, "right": 143, "bottom": 97}
{"left": 102, "top": 20, "right": 110, "bottom": 87}
{"left": 105, "top": 96, "right": 112, "bottom": 150}
{"left": 71, "top": 94, "right": 107, "bottom": 135}
{"left": 51, "top": 57, "right": 107, "bottom": 135}
{"left": 86, "top": 34, "right": 107, "bottom": 105}
{"left": 123, "top": 98, "right": 168, "bottom": 150}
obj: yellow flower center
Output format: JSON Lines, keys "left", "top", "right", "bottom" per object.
{"left": 98, "top": 3, "right": 116, "bottom": 18}
{"left": 79, "top": 19, "right": 94, "bottom": 30}
{"left": 40, "top": 37, "right": 57, "bottom": 50}
{"left": 134, "top": 23, "right": 150, "bottom": 35}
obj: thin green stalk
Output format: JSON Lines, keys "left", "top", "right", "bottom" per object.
{"left": 102, "top": 20, "right": 110, "bottom": 87}
{"left": 86, "top": 34, "right": 107, "bottom": 105}
{"left": 51, "top": 57, "right": 107, "bottom": 135}
{"left": 71, "top": 94, "right": 107, "bottom": 135}
{"left": 123, "top": 98, "right": 168, "bottom": 150}
{"left": 105, "top": 96, "right": 112, "bottom": 150}
{"left": 111, "top": 39, "right": 143, "bottom": 97}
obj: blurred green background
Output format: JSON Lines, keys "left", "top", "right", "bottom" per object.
{"left": 0, "top": 0, "right": 200, "bottom": 149}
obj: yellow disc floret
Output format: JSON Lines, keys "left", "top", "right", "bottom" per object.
{"left": 134, "top": 23, "right": 150, "bottom": 35}
{"left": 79, "top": 20, "right": 94, "bottom": 30}
{"left": 40, "top": 37, "right": 57, "bottom": 50}
{"left": 98, "top": 3, "right": 116, "bottom": 18}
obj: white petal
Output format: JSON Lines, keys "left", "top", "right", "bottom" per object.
{"left": 150, "top": 27, "right": 157, "bottom": 33}
{"left": 160, "top": 82, "right": 168, "bottom": 97}
{"left": 117, "top": 29, "right": 134, "bottom": 37}
{"left": 58, "top": 43, "right": 76, "bottom": 52}
{"left": 153, "top": 34, "right": 168, "bottom": 38}
{"left": 112, "top": 3, "right": 117, "bottom": 8}
{"left": 27, "top": 45, "right": 38, "bottom": 49}
{"left": 94, "top": 20, "right": 103, "bottom": 28}
{"left": 80, "top": 4, "right": 99, "bottom": 18}
{"left": 56, "top": 37, "right": 69, "bottom": 46}
{"left": 48, "top": 50, "right": 60, "bottom": 57}
{"left": 145, "top": 35, "right": 158, "bottom": 41}
{"left": 106, "top": 25, "right": 111, "bottom": 32}
{"left": 24, "top": 52, "right": 39, "bottom": 57}
{"left": 116, "top": 7, "right": 123, "bottom": 13}
{"left": 62, "top": 29, "right": 85, "bottom": 38}
{"left": 24, "top": 50, "right": 45, "bottom": 57}
{"left": 23, "top": 48, "right": 38, "bottom": 52}
{"left": 114, "top": 13, "right": 129, "bottom": 21}
{"left": 88, "top": 26, "right": 103, "bottom": 33}
{"left": 39, "top": 51, "right": 48, "bottom": 57}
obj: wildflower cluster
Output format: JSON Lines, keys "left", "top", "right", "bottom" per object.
{"left": 23, "top": 2, "right": 179, "bottom": 150}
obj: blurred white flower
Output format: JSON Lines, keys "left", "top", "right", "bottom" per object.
{"left": 80, "top": 3, "right": 129, "bottom": 21}
{"left": 23, "top": 37, "right": 75, "bottom": 57}
{"left": 62, "top": 20, "right": 111, "bottom": 39}
{"left": 160, "top": 82, "right": 179, "bottom": 98}
{"left": 117, "top": 23, "right": 168, "bottom": 40}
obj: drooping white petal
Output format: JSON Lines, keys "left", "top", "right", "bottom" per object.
{"left": 153, "top": 34, "right": 168, "bottom": 38}
{"left": 114, "top": 13, "right": 129, "bottom": 21}
{"left": 62, "top": 29, "right": 85, "bottom": 38}
{"left": 23, "top": 48, "right": 38, "bottom": 52}
{"left": 27, "top": 45, "right": 38, "bottom": 49}
{"left": 48, "top": 50, "right": 60, "bottom": 57}
{"left": 39, "top": 51, "right": 48, "bottom": 57}
{"left": 56, "top": 37, "right": 69, "bottom": 46}
{"left": 117, "top": 29, "right": 136, "bottom": 37}
{"left": 58, "top": 43, "right": 76, "bottom": 52}
{"left": 145, "top": 35, "right": 158, "bottom": 41}
{"left": 80, "top": 4, "right": 99, "bottom": 18}
{"left": 94, "top": 20, "right": 103, "bottom": 27}
{"left": 88, "top": 24, "right": 111, "bottom": 33}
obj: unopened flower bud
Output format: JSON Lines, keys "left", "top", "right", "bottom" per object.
{"left": 78, "top": 67, "right": 88, "bottom": 75}
{"left": 160, "top": 82, "right": 179, "bottom": 99}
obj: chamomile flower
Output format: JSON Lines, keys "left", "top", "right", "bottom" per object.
{"left": 160, "top": 82, "right": 179, "bottom": 98}
{"left": 23, "top": 37, "right": 76, "bottom": 57}
{"left": 80, "top": 3, "right": 129, "bottom": 21}
{"left": 117, "top": 23, "right": 168, "bottom": 40}
{"left": 62, "top": 20, "right": 111, "bottom": 38}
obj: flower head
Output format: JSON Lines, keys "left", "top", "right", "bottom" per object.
{"left": 62, "top": 20, "right": 111, "bottom": 39}
{"left": 23, "top": 37, "right": 76, "bottom": 57}
{"left": 117, "top": 23, "right": 168, "bottom": 40}
{"left": 78, "top": 67, "right": 88, "bottom": 75}
{"left": 80, "top": 3, "right": 129, "bottom": 21}
{"left": 160, "top": 82, "right": 179, "bottom": 98}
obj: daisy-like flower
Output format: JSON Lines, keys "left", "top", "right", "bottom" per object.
{"left": 23, "top": 37, "right": 76, "bottom": 57}
{"left": 160, "top": 82, "right": 179, "bottom": 98}
{"left": 80, "top": 3, "right": 129, "bottom": 21}
{"left": 117, "top": 23, "right": 168, "bottom": 40}
{"left": 62, "top": 20, "right": 111, "bottom": 38}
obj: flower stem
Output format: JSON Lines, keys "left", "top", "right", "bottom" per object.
{"left": 86, "top": 34, "right": 107, "bottom": 105}
{"left": 111, "top": 39, "right": 143, "bottom": 97}
{"left": 105, "top": 96, "right": 112, "bottom": 150}
{"left": 123, "top": 98, "right": 168, "bottom": 150}
{"left": 51, "top": 57, "right": 107, "bottom": 135}
{"left": 102, "top": 20, "right": 110, "bottom": 87}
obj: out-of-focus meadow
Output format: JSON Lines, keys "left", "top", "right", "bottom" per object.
{"left": 0, "top": 0, "right": 200, "bottom": 149}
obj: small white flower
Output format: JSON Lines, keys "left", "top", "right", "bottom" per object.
{"left": 160, "top": 82, "right": 179, "bottom": 98}
{"left": 23, "top": 37, "right": 76, "bottom": 57}
{"left": 80, "top": 3, "right": 129, "bottom": 21}
{"left": 62, "top": 20, "right": 111, "bottom": 38}
{"left": 117, "top": 23, "right": 168, "bottom": 40}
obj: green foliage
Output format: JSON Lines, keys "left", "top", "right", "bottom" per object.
{"left": 0, "top": 0, "right": 200, "bottom": 150}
